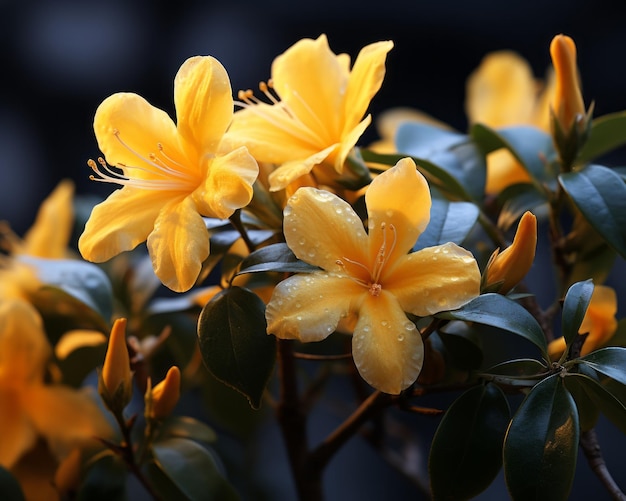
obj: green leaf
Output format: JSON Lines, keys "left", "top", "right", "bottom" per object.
{"left": 414, "top": 190, "right": 479, "bottom": 250}
{"left": 437, "top": 323, "right": 483, "bottom": 370}
{"left": 483, "top": 358, "right": 548, "bottom": 377}
{"left": 503, "top": 374, "right": 579, "bottom": 501}
{"left": 561, "top": 280, "right": 594, "bottom": 346}
{"left": 197, "top": 286, "right": 276, "bottom": 409}
{"left": 157, "top": 416, "right": 217, "bottom": 444}
{"left": 436, "top": 294, "right": 548, "bottom": 357}
{"left": 564, "top": 372, "right": 626, "bottom": 435}
{"left": 151, "top": 438, "right": 238, "bottom": 501}
{"left": 496, "top": 184, "right": 548, "bottom": 231}
{"left": 578, "top": 111, "right": 626, "bottom": 163}
{"left": 471, "top": 124, "right": 557, "bottom": 183}
{"left": 21, "top": 256, "right": 113, "bottom": 322}
{"left": 0, "top": 467, "right": 25, "bottom": 501}
{"left": 237, "top": 243, "right": 319, "bottom": 275}
{"left": 559, "top": 164, "right": 626, "bottom": 258}
{"left": 78, "top": 455, "right": 127, "bottom": 501}
{"left": 429, "top": 383, "right": 510, "bottom": 500}
{"left": 579, "top": 347, "right": 626, "bottom": 386}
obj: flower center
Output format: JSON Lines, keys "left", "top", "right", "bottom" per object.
{"left": 335, "top": 222, "right": 397, "bottom": 296}
{"left": 235, "top": 80, "right": 332, "bottom": 147}
{"left": 88, "top": 130, "right": 200, "bottom": 192}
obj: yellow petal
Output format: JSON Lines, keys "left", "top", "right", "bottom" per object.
{"left": 54, "top": 330, "right": 107, "bottom": 360}
{"left": 266, "top": 273, "right": 363, "bottom": 342}
{"left": 366, "top": 157, "right": 430, "bottom": 263}
{"left": 0, "top": 387, "right": 36, "bottom": 467}
{"left": 22, "top": 180, "right": 74, "bottom": 259}
{"left": 485, "top": 149, "right": 531, "bottom": 195}
{"left": 272, "top": 34, "right": 346, "bottom": 139}
{"left": 466, "top": 51, "right": 538, "bottom": 127}
{"left": 547, "top": 336, "right": 567, "bottom": 360}
{"left": 335, "top": 115, "right": 371, "bottom": 173}
{"left": 268, "top": 143, "right": 337, "bottom": 191}
{"left": 386, "top": 242, "right": 481, "bottom": 316}
{"left": 282, "top": 187, "right": 368, "bottom": 272}
{"left": 342, "top": 40, "right": 393, "bottom": 136}
{"left": 174, "top": 56, "right": 233, "bottom": 155}
{"left": 78, "top": 187, "right": 168, "bottom": 262}
{"left": 352, "top": 292, "right": 424, "bottom": 394}
{"left": 192, "top": 146, "right": 258, "bottom": 219}
{"left": 579, "top": 285, "right": 618, "bottom": 354}
{"left": 94, "top": 93, "right": 181, "bottom": 179}
{"left": 147, "top": 196, "right": 209, "bottom": 292}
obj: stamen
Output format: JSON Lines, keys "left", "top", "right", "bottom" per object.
{"left": 335, "top": 259, "right": 369, "bottom": 288}
{"left": 372, "top": 223, "right": 397, "bottom": 284}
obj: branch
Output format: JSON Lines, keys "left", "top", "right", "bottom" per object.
{"left": 581, "top": 428, "right": 626, "bottom": 500}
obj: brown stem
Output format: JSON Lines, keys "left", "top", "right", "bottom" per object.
{"left": 581, "top": 429, "right": 626, "bottom": 500}
{"left": 229, "top": 209, "right": 256, "bottom": 254}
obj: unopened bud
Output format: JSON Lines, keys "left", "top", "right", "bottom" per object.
{"left": 149, "top": 366, "right": 181, "bottom": 420}
{"left": 550, "top": 34, "right": 585, "bottom": 133}
{"left": 100, "top": 318, "right": 133, "bottom": 412}
{"left": 484, "top": 211, "right": 537, "bottom": 294}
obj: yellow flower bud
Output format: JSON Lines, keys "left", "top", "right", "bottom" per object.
{"left": 484, "top": 211, "right": 537, "bottom": 294}
{"left": 100, "top": 318, "right": 132, "bottom": 412}
{"left": 150, "top": 366, "right": 181, "bottom": 420}
{"left": 550, "top": 34, "right": 585, "bottom": 133}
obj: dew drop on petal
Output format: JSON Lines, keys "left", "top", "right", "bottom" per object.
{"left": 404, "top": 321, "right": 416, "bottom": 331}
{"left": 397, "top": 334, "right": 404, "bottom": 342}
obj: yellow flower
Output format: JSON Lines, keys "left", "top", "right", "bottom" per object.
{"left": 0, "top": 299, "right": 111, "bottom": 469}
{"left": 100, "top": 318, "right": 133, "bottom": 412}
{"left": 548, "top": 285, "right": 618, "bottom": 359}
{"left": 79, "top": 56, "right": 259, "bottom": 292}
{"left": 466, "top": 51, "right": 554, "bottom": 194}
{"left": 550, "top": 34, "right": 585, "bottom": 134}
{"left": 484, "top": 211, "right": 537, "bottom": 293}
{"left": 225, "top": 34, "right": 393, "bottom": 191}
{"left": 265, "top": 158, "right": 481, "bottom": 394}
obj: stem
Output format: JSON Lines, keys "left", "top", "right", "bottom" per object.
{"left": 581, "top": 429, "right": 626, "bottom": 500}
{"left": 229, "top": 209, "right": 256, "bottom": 254}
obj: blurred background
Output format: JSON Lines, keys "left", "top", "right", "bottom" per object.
{"left": 2, "top": 0, "right": 626, "bottom": 499}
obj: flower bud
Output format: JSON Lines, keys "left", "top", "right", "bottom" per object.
{"left": 484, "top": 211, "right": 537, "bottom": 294}
{"left": 550, "top": 34, "right": 585, "bottom": 134}
{"left": 149, "top": 366, "right": 181, "bottom": 420}
{"left": 100, "top": 318, "right": 133, "bottom": 412}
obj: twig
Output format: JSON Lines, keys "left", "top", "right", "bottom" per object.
{"left": 580, "top": 429, "right": 626, "bottom": 500}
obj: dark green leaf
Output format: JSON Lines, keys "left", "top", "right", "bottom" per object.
{"left": 579, "top": 347, "right": 626, "bottom": 386}
{"left": 78, "top": 454, "right": 127, "bottom": 501}
{"left": 561, "top": 280, "right": 594, "bottom": 346}
{"left": 471, "top": 124, "right": 557, "bottom": 183}
{"left": 484, "top": 358, "right": 548, "bottom": 377}
{"left": 559, "top": 164, "right": 626, "bottom": 258}
{"left": 237, "top": 243, "right": 319, "bottom": 275}
{"left": 429, "top": 383, "right": 510, "bottom": 500}
{"left": 563, "top": 365, "right": 601, "bottom": 432}
{"left": 151, "top": 438, "right": 238, "bottom": 501}
{"left": 158, "top": 416, "right": 217, "bottom": 443}
{"left": 0, "top": 467, "right": 25, "bottom": 501}
{"left": 578, "top": 111, "right": 626, "bottom": 163}
{"left": 197, "top": 286, "right": 276, "bottom": 409}
{"left": 503, "top": 374, "right": 579, "bottom": 501}
{"left": 436, "top": 294, "right": 547, "bottom": 356}
{"left": 437, "top": 323, "right": 483, "bottom": 370}
{"left": 414, "top": 191, "right": 479, "bottom": 250}
{"left": 496, "top": 184, "right": 548, "bottom": 231}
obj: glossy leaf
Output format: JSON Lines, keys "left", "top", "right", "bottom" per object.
{"left": 414, "top": 191, "right": 479, "bottom": 250}
{"left": 484, "top": 358, "right": 548, "bottom": 377}
{"left": 0, "top": 467, "right": 25, "bottom": 501}
{"left": 237, "top": 243, "right": 319, "bottom": 275}
{"left": 503, "top": 374, "right": 579, "bottom": 501}
{"left": 496, "top": 184, "right": 548, "bottom": 231}
{"left": 579, "top": 347, "right": 626, "bottom": 386}
{"left": 437, "top": 323, "right": 483, "bottom": 370}
{"left": 151, "top": 438, "right": 238, "bottom": 501}
{"left": 157, "top": 415, "right": 217, "bottom": 444}
{"left": 436, "top": 293, "right": 547, "bottom": 356}
{"left": 429, "top": 383, "right": 510, "bottom": 500}
{"left": 197, "top": 286, "right": 276, "bottom": 408}
{"left": 561, "top": 280, "right": 594, "bottom": 346}
{"left": 559, "top": 164, "right": 626, "bottom": 259}
{"left": 578, "top": 111, "right": 626, "bottom": 163}
{"left": 471, "top": 124, "right": 557, "bottom": 182}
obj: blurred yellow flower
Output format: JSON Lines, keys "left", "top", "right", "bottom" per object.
{"left": 484, "top": 211, "right": 537, "bottom": 293}
{"left": 79, "top": 56, "right": 259, "bottom": 292}
{"left": 265, "top": 158, "right": 481, "bottom": 394}
{"left": 548, "top": 285, "right": 618, "bottom": 359}
{"left": 225, "top": 34, "right": 393, "bottom": 191}
{"left": 0, "top": 299, "right": 111, "bottom": 470}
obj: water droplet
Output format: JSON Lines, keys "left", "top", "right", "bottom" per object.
{"left": 362, "top": 325, "right": 371, "bottom": 333}
{"left": 432, "top": 256, "right": 438, "bottom": 261}
{"left": 295, "top": 302, "right": 301, "bottom": 309}
{"left": 307, "top": 249, "right": 316, "bottom": 258}
{"left": 404, "top": 321, "right": 416, "bottom": 331}
{"left": 335, "top": 207, "right": 343, "bottom": 214}
{"left": 326, "top": 325, "right": 334, "bottom": 333}
{"left": 385, "top": 210, "right": 394, "bottom": 218}
{"left": 296, "top": 315, "right": 303, "bottom": 321}
{"left": 397, "top": 334, "right": 405, "bottom": 342}
{"left": 298, "top": 237, "right": 306, "bottom": 245}
{"left": 381, "top": 320, "right": 389, "bottom": 328}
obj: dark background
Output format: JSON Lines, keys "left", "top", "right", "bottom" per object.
{"left": 2, "top": 1, "right": 626, "bottom": 499}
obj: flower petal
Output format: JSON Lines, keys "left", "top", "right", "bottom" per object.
{"left": 268, "top": 144, "right": 337, "bottom": 191}
{"left": 272, "top": 34, "right": 346, "bottom": 140}
{"left": 147, "top": 197, "right": 209, "bottom": 292}
{"left": 580, "top": 285, "right": 618, "bottom": 353}
{"left": 192, "top": 146, "right": 258, "bottom": 219}
{"left": 266, "top": 273, "right": 363, "bottom": 342}
{"left": 342, "top": 40, "right": 393, "bottom": 136}
{"left": 465, "top": 51, "right": 538, "bottom": 127}
{"left": 174, "top": 56, "right": 233, "bottom": 155}
{"left": 366, "top": 158, "right": 430, "bottom": 263}
{"left": 94, "top": 93, "right": 180, "bottom": 178}
{"left": 386, "top": 242, "right": 481, "bottom": 316}
{"left": 283, "top": 187, "right": 368, "bottom": 272}
{"left": 485, "top": 149, "right": 531, "bottom": 195}
{"left": 335, "top": 115, "right": 371, "bottom": 173}
{"left": 352, "top": 292, "right": 423, "bottom": 394}
{"left": 78, "top": 187, "right": 167, "bottom": 262}
{"left": 0, "top": 388, "right": 36, "bottom": 468}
